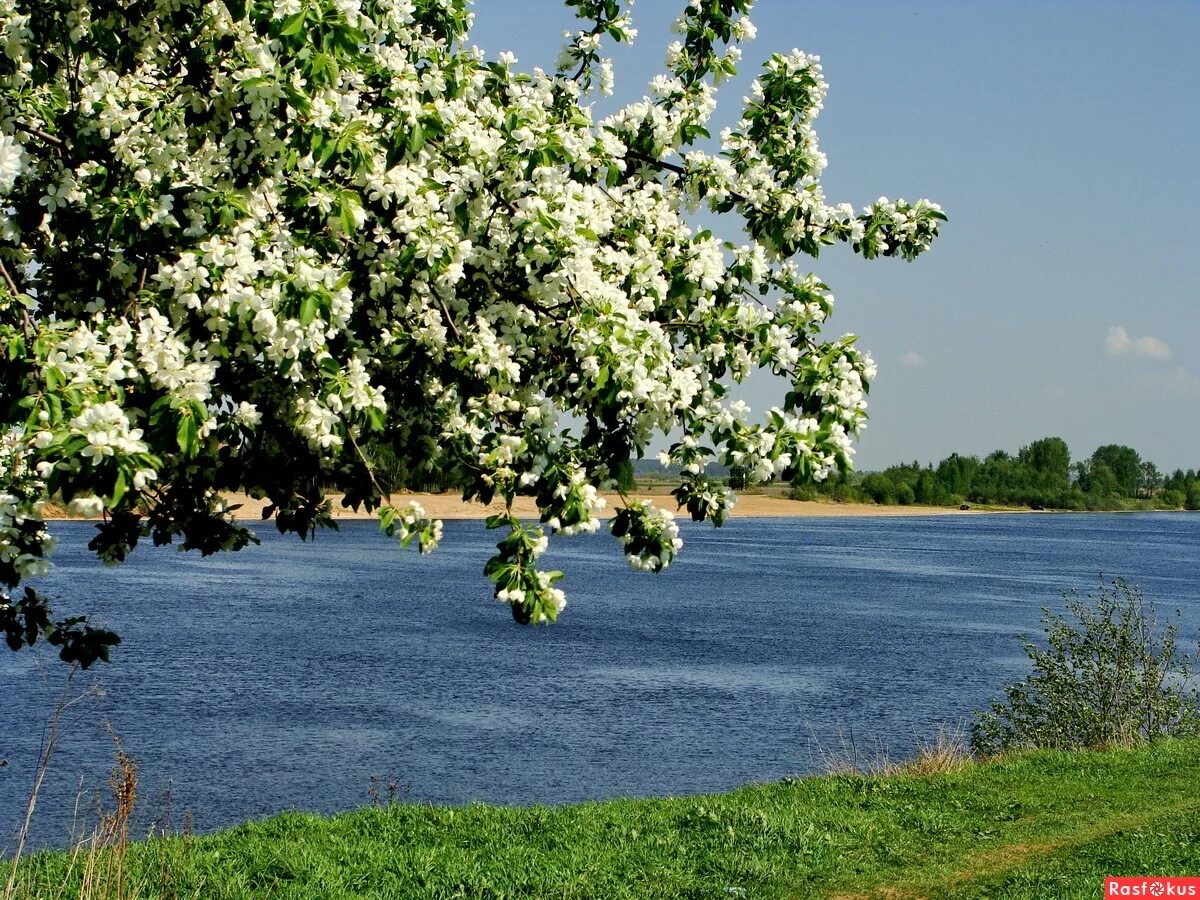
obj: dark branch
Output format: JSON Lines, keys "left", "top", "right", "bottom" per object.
{"left": 623, "top": 149, "right": 748, "bottom": 205}
{"left": 12, "top": 122, "right": 65, "bottom": 147}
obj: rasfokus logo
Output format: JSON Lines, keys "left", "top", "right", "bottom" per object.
{"left": 1106, "top": 878, "right": 1200, "bottom": 897}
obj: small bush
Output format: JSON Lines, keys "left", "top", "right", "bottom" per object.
{"left": 889, "top": 726, "right": 971, "bottom": 777}
{"left": 810, "top": 724, "right": 969, "bottom": 777}
{"left": 972, "top": 577, "right": 1200, "bottom": 755}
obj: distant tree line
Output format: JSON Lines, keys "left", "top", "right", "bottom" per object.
{"left": 786, "top": 437, "right": 1200, "bottom": 511}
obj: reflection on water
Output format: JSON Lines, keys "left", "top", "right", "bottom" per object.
{"left": 1, "top": 513, "right": 1197, "bottom": 849}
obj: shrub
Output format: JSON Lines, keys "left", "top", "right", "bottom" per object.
{"left": 787, "top": 485, "right": 819, "bottom": 502}
{"left": 860, "top": 473, "right": 893, "bottom": 505}
{"left": 972, "top": 577, "right": 1200, "bottom": 755}
{"left": 1157, "top": 490, "right": 1185, "bottom": 510}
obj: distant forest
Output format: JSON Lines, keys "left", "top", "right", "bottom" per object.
{"left": 784, "top": 438, "right": 1200, "bottom": 511}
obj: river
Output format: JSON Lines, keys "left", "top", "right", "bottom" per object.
{"left": 2, "top": 512, "right": 1197, "bottom": 850}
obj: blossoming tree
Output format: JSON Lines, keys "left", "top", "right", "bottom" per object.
{"left": 0, "top": 0, "right": 943, "bottom": 665}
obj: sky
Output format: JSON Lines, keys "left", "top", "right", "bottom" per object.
{"left": 467, "top": 1, "right": 1200, "bottom": 472}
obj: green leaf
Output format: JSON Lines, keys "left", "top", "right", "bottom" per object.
{"left": 110, "top": 468, "right": 128, "bottom": 508}
{"left": 407, "top": 123, "right": 425, "bottom": 157}
{"left": 177, "top": 411, "right": 198, "bottom": 457}
{"left": 299, "top": 294, "right": 318, "bottom": 326}
{"left": 280, "top": 11, "right": 306, "bottom": 35}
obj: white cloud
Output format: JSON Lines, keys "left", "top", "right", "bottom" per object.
{"left": 1105, "top": 325, "right": 1172, "bottom": 360}
{"left": 899, "top": 350, "right": 925, "bottom": 368}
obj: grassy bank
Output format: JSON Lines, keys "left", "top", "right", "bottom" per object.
{"left": 8, "top": 740, "right": 1199, "bottom": 899}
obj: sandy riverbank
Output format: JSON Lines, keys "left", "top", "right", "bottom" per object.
{"left": 41, "top": 492, "right": 1026, "bottom": 522}
{"left": 221, "top": 491, "right": 1014, "bottom": 521}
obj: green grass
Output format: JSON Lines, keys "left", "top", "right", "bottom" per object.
{"left": 8, "top": 740, "right": 1199, "bottom": 899}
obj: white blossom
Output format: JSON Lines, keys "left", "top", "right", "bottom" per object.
{"left": 0, "top": 133, "right": 24, "bottom": 194}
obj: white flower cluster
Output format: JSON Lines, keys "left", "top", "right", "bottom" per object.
{"left": 0, "top": 132, "right": 23, "bottom": 194}
{"left": 68, "top": 401, "right": 146, "bottom": 461}
{"left": 816, "top": 353, "right": 876, "bottom": 426}
{"left": 611, "top": 500, "right": 684, "bottom": 572}
{"left": 545, "top": 465, "right": 607, "bottom": 537}
{"left": 135, "top": 310, "right": 218, "bottom": 404}
{"left": 496, "top": 569, "right": 566, "bottom": 623}
{"left": 380, "top": 502, "right": 444, "bottom": 554}
{"left": 0, "top": 431, "right": 53, "bottom": 583}
{"left": 860, "top": 196, "right": 946, "bottom": 259}
{"left": 484, "top": 516, "right": 566, "bottom": 624}
{"left": 556, "top": 2, "right": 636, "bottom": 97}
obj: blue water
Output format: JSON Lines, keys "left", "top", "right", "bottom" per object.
{"left": 2, "top": 513, "right": 1197, "bottom": 850}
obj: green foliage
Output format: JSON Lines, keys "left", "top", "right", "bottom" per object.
{"left": 1160, "top": 489, "right": 1185, "bottom": 509}
{"left": 1079, "top": 461, "right": 1121, "bottom": 500}
{"left": 8, "top": 741, "right": 1200, "bottom": 898}
{"left": 0, "top": 586, "right": 120, "bottom": 668}
{"left": 1138, "top": 460, "right": 1163, "bottom": 499}
{"left": 1188, "top": 481, "right": 1200, "bottom": 511}
{"left": 859, "top": 471, "right": 892, "bottom": 503}
{"left": 972, "top": 578, "right": 1200, "bottom": 755}
{"left": 935, "top": 452, "right": 978, "bottom": 496}
{"left": 1017, "top": 436, "right": 1070, "bottom": 481}
{"left": 1087, "top": 445, "right": 1143, "bottom": 497}
{"left": 791, "top": 436, "right": 1200, "bottom": 511}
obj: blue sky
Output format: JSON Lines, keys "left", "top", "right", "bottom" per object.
{"left": 468, "top": 1, "right": 1199, "bottom": 472}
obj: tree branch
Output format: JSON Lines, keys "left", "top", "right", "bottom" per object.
{"left": 625, "top": 149, "right": 686, "bottom": 176}
{"left": 622, "top": 149, "right": 748, "bottom": 205}
{"left": 0, "top": 256, "right": 21, "bottom": 296}
{"left": 12, "top": 121, "right": 65, "bottom": 147}
{"left": 346, "top": 426, "right": 393, "bottom": 507}
{"left": 437, "top": 297, "right": 462, "bottom": 341}
{"left": 0, "top": 257, "right": 33, "bottom": 338}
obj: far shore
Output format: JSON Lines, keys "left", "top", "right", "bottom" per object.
{"left": 43, "top": 490, "right": 1199, "bottom": 522}
{"left": 40, "top": 491, "right": 1038, "bottom": 522}
{"left": 226, "top": 491, "right": 1023, "bottom": 521}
